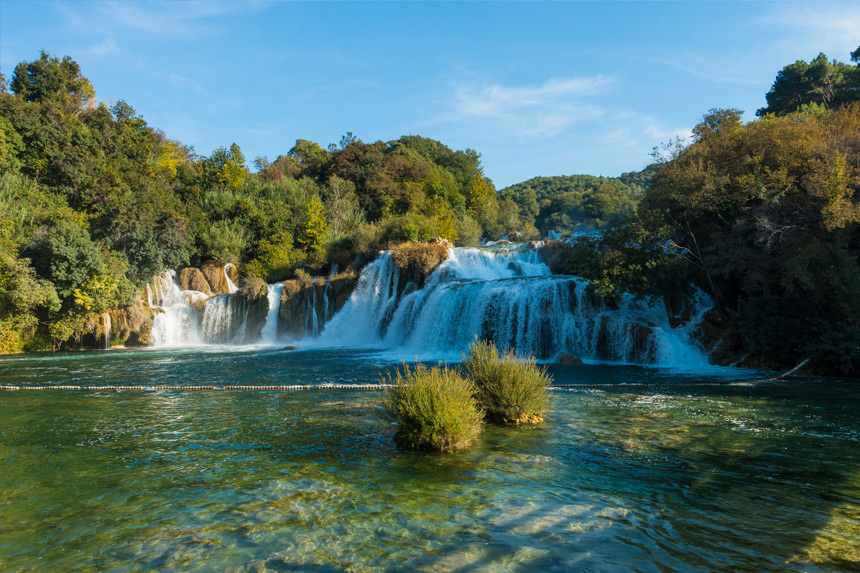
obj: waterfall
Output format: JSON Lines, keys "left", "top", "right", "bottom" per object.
{"left": 102, "top": 312, "right": 111, "bottom": 349}
{"left": 200, "top": 295, "right": 234, "bottom": 343}
{"left": 150, "top": 271, "right": 205, "bottom": 346}
{"left": 224, "top": 263, "right": 239, "bottom": 294}
{"left": 323, "top": 283, "right": 331, "bottom": 324}
{"left": 261, "top": 282, "right": 285, "bottom": 343}
{"left": 141, "top": 243, "right": 714, "bottom": 369}
{"left": 317, "top": 246, "right": 712, "bottom": 368}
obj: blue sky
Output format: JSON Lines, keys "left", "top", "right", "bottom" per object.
{"left": 1, "top": 1, "right": 858, "bottom": 188}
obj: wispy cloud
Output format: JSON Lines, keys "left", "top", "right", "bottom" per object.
{"left": 763, "top": 2, "right": 860, "bottom": 56}
{"left": 450, "top": 75, "right": 615, "bottom": 138}
{"left": 457, "top": 76, "right": 615, "bottom": 117}
{"left": 58, "top": 0, "right": 268, "bottom": 39}
{"left": 82, "top": 38, "right": 119, "bottom": 58}
{"left": 648, "top": 57, "right": 760, "bottom": 86}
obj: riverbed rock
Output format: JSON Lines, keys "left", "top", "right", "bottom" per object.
{"left": 177, "top": 267, "right": 212, "bottom": 296}
{"left": 282, "top": 345, "right": 299, "bottom": 351}
{"left": 428, "top": 236, "right": 454, "bottom": 249}
{"left": 557, "top": 353, "right": 583, "bottom": 365}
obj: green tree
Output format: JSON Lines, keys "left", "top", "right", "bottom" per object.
{"left": 298, "top": 196, "right": 330, "bottom": 254}
{"left": 10, "top": 51, "right": 94, "bottom": 111}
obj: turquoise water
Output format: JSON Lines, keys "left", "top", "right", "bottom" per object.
{"left": 1, "top": 348, "right": 859, "bottom": 571}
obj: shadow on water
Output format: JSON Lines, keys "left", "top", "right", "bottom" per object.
{"left": 0, "top": 348, "right": 858, "bottom": 571}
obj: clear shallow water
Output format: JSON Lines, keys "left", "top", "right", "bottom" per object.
{"left": 1, "top": 349, "right": 859, "bottom": 571}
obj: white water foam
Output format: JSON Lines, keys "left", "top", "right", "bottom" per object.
{"left": 261, "top": 282, "right": 285, "bottom": 344}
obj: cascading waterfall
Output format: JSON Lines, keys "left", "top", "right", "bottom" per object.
{"left": 317, "top": 246, "right": 713, "bottom": 368}
{"left": 261, "top": 282, "right": 285, "bottom": 343}
{"left": 102, "top": 312, "right": 111, "bottom": 349}
{"left": 200, "top": 295, "right": 235, "bottom": 343}
{"left": 143, "top": 244, "right": 715, "bottom": 369}
{"left": 149, "top": 271, "right": 205, "bottom": 346}
{"left": 224, "top": 263, "right": 239, "bottom": 294}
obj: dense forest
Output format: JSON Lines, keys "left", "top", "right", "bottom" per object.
{"left": 2, "top": 47, "right": 860, "bottom": 377}
{"left": 555, "top": 48, "right": 860, "bottom": 375}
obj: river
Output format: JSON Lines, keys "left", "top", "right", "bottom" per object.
{"left": 1, "top": 347, "right": 858, "bottom": 571}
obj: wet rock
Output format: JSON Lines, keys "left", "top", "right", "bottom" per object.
{"left": 695, "top": 309, "right": 748, "bottom": 366}
{"left": 117, "top": 297, "right": 156, "bottom": 347}
{"left": 279, "top": 274, "right": 358, "bottom": 337}
{"left": 557, "top": 353, "right": 583, "bottom": 365}
{"left": 282, "top": 345, "right": 299, "bottom": 351}
{"left": 233, "top": 277, "right": 269, "bottom": 341}
{"left": 177, "top": 267, "right": 212, "bottom": 296}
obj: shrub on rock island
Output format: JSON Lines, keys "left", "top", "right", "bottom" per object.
{"left": 381, "top": 363, "right": 483, "bottom": 452}
{"left": 464, "top": 339, "right": 552, "bottom": 424}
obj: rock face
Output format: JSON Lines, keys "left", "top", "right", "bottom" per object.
{"left": 388, "top": 241, "right": 450, "bottom": 291}
{"left": 200, "top": 260, "right": 233, "bottom": 295}
{"left": 234, "top": 277, "right": 269, "bottom": 341}
{"left": 695, "top": 309, "right": 747, "bottom": 366}
{"left": 112, "top": 297, "right": 156, "bottom": 347}
{"left": 177, "top": 267, "right": 212, "bottom": 296}
{"left": 279, "top": 274, "right": 359, "bottom": 337}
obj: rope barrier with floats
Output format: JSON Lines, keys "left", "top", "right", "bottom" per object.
{"left": 0, "top": 382, "right": 761, "bottom": 392}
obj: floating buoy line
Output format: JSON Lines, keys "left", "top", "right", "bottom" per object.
{"left": 0, "top": 384, "right": 392, "bottom": 391}
{"left": 0, "top": 382, "right": 746, "bottom": 392}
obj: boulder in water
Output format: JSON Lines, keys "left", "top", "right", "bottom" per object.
{"left": 557, "top": 353, "right": 583, "bottom": 365}
{"left": 282, "top": 345, "right": 299, "bottom": 351}
{"left": 177, "top": 267, "right": 212, "bottom": 296}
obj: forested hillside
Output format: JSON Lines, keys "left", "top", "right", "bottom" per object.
{"left": 499, "top": 167, "right": 657, "bottom": 233}
{"left": 0, "top": 52, "right": 528, "bottom": 352}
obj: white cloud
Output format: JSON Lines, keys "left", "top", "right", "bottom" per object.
{"left": 82, "top": 38, "right": 118, "bottom": 58}
{"left": 763, "top": 2, "right": 860, "bottom": 56}
{"left": 446, "top": 75, "right": 615, "bottom": 138}
{"left": 455, "top": 75, "right": 615, "bottom": 118}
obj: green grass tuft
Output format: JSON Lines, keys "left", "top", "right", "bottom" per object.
{"left": 463, "top": 339, "right": 552, "bottom": 424}
{"left": 381, "top": 363, "right": 484, "bottom": 452}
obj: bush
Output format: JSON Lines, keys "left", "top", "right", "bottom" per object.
{"left": 381, "top": 363, "right": 483, "bottom": 452}
{"left": 463, "top": 340, "right": 552, "bottom": 424}
{"left": 294, "top": 268, "right": 313, "bottom": 288}
{"left": 454, "top": 214, "right": 482, "bottom": 246}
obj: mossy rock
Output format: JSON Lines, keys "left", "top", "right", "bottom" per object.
{"left": 388, "top": 241, "right": 449, "bottom": 289}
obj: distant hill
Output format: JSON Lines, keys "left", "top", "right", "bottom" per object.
{"left": 499, "top": 165, "right": 658, "bottom": 233}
